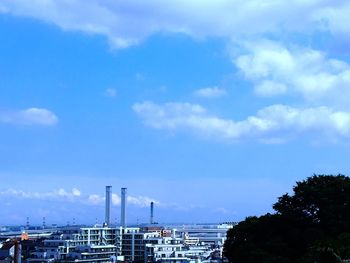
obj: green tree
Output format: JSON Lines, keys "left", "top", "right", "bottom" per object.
{"left": 224, "top": 174, "right": 350, "bottom": 263}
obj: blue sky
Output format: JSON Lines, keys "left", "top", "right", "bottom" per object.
{"left": 1, "top": 0, "right": 350, "bottom": 226}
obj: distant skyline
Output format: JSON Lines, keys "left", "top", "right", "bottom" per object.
{"left": 1, "top": 0, "right": 350, "bottom": 225}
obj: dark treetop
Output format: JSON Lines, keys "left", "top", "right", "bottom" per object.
{"left": 224, "top": 174, "right": 350, "bottom": 263}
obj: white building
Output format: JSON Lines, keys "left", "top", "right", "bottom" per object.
{"left": 121, "top": 228, "right": 161, "bottom": 263}
{"left": 27, "top": 225, "right": 122, "bottom": 263}
{"left": 24, "top": 224, "right": 230, "bottom": 263}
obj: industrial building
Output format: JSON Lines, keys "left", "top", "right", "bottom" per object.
{"left": 0, "top": 186, "right": 232, "bottom": 263}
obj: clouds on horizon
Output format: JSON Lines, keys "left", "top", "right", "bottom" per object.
{"left": 0, "top": 187, "right": 159, "bottom": 208}
{"left": 0, "top": 188, "right": 81, "bottom": 202}
{"left": 88, "top": 193, "right": 159, "bottom": 207}
{"left": 0, "top": 176, "right": 285, "bottom": 224}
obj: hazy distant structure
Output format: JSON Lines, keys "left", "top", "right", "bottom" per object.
{"left": 150, "top": 202, "right": 154, "bottom": 224}
{"left": 26, "top": 217, "right": 30, "bottom": 229}
{"left": 42, "top": 217, "right": 46, "bottom": 229}
{"left": 105, "top": 186, "right": 112, "bottom": 226}
{"left": 121, "top": 187, "right": 127, "bottom": 227}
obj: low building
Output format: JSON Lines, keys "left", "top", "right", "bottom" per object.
{"left": 121, "top": 228, "right": 161, "bottom": 263}
{"left": 26, "top": 225, "right": 122, "bottom": 263}
{"left": 145, "top": 241, "right": 187, "bottom": 263}
{"left": 65, "top": 244, "right": 116, "bottom": 262}
{"left": 18, "top": 224, "right": 229, "bottom": 263}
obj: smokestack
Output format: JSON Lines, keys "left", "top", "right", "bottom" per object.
{"left": 121, "top": 187, "right": 127, "bottom": 227}
{"left": 26, "top": 217, "right": 29, "bottom": 230}
{"left": 105, "top": 186, "right": 112, "bottom": 226}
{"left": 150, "top": 202, "right": 154, "bottom": 224}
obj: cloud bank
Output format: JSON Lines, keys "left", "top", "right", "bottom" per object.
{"left": 0, "top": 188, "right": 160, "bottom": 207}
{"left": 1, "top": 0, "right": 350, "bottom": 48}
{"left": 0, "top": 187, "right": 159, "bottom": 208}
{"left": 87, "top": 193, "right": 159, "bottom": 207}
{"left": 0, "top": 188, "right": 80, "bottom": 201}
{"left": 133, "top": 101, "right": 350, "bottom": 142}
{"left": 234, "top": 40, "right": 350, "bottom": 102}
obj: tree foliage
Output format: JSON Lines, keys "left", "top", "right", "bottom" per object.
{"left": 224, "top": 175, "right": 350, "bottom": 263}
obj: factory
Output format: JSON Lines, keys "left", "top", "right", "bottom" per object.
{"left": 0, "top": 186, "right": 233, "bottom": 263}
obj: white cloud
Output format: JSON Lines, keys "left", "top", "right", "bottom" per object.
{"left": 112, "top": 193, "right": 121, "bottom": 206}
{"left": 1, "top": 0, "right": 350, "bottom": 48}
{"left": 234, "top": 40, "right": 350, "bottom": 102}
{"left": 127, "top": 196, "right": 159, "bottom": 207}
{"left": 71, "top": 188, "right": 81, "bottom": 197}
{"left": 0, "top": 108, "right": 58, "bottom": 126}
{"left": 86, "top": 192, "right": 159, "bottom": 207}
{"left": 0, "top": 188, "right": 81, "bottom": 201}
{"left": 313, "top": 1, "right": 350, "bottom": 37}
{"left": 105, "top": 88, "right": 117, "bottom": 97}
{"left": 133, "top": 101, "right": 350, "bottom": 142}
{"left": 194, "top": 87, "right": 227, "bottom": 98}
{"left": 88, "top": 194, "right": 104, "bottom": 205}
{"left": 254, "top": 80, "right": 288, "bottom": 97}
{"left": 0, "top": 187, "right": 159, "bottom": 207}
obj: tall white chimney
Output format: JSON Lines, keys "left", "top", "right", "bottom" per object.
{"left": 121, "top": 187, "right": 127, "bottom": 227}
{"left": 105, "top": 186, "right": 112, "bottom": 226}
